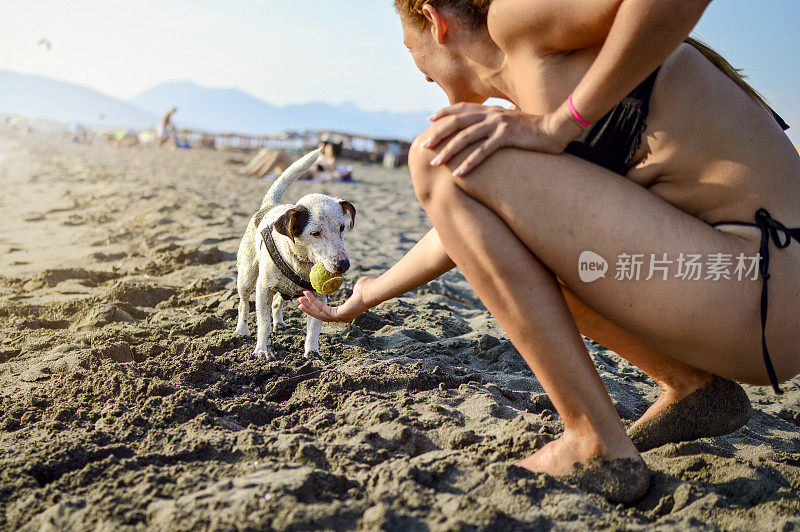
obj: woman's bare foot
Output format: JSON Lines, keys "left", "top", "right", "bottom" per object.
{"left": 514, "top": 429, "right": 650, "bottom": 504}
{"left": 515, "top": 428, "right": 635, "bottom": 475}
{"left": 627, "top": 374, "right": 752, "bottom": 452}
{"left": 629, "top": 371, "right": 713, "bottom": 429}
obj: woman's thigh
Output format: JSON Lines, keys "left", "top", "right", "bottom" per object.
{"left": 411, "top": 140, "right": 789, "bottom": 382}
{"left": 557, "top": 278, "right": 659, "bottom": 360}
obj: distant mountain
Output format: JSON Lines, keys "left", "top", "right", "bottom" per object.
{"left": 0, "top": 70, "right": 156, "bottom": 128}
{"left": 0, "top": 71, "right": 430, "bottom": 140}
{"left": 129, "top": 81, "right": 429, "bottom": 140}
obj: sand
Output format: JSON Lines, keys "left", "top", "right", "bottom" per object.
{"left": 1, "top": 130, "right": 800, "bottom": 530}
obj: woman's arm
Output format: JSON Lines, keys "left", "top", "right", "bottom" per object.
{"left": 491, "top": 0, "right": 713, "bottom": 142}
{"left": 298, "top": 228, "right": 456, "bottom": 322}
{"left": 425, "top": 0, "right": 713, "bottom": 176}
{"left": 362, "top": 227, "right": 456, "bottom": 306}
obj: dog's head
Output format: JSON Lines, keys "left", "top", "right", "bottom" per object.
{"left": 273, "top": 193, "right": 355, "bottom": 274}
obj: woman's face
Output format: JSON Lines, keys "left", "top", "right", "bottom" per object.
{"left": 401, "top": 14, "right": 486, "bottom": 105}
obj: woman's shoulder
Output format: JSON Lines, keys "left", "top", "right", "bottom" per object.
{"left": 627, "top": 42, "right": 795, "bottom": 181}
{"left": 488, "top": 0, "right": 621, "bottom": 54}
{"left": 486, "top": 0, "right": 548, "bottom": 51}
{"left": 654, "top": 41, "right": 772, "bottom": 119}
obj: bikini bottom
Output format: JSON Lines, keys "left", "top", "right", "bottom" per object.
{"left": 709, "top": 208, "right": 800, "bottom": 395}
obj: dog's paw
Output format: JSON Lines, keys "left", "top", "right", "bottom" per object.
{"left": 254, "top": 346, "right": 276, "bottom": 361}
{"left": 304, "top": 350, "right": 327, "bottom": 365}
{"left": 234, "top": 324, "right": 249, "bottom": 336}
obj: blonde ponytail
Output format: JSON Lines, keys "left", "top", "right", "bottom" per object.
{"left": 684, "top": 37, "right": 774, "bottom": 113}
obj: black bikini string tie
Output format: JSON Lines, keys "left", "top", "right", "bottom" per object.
{"left": 753, "top": 208, "right": 794, "bottom": 395}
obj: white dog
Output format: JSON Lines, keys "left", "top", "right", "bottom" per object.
{"left": 235, "top": 149, "right": 355, "bottom": 360}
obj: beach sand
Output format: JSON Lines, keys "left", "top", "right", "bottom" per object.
{"left": 1, "top": 131, "right": 799, "bottom": 530}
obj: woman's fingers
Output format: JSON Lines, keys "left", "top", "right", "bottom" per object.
{"left": 430, "top": 122, "right": 491, "bottom": 167}
{"left": 298, "top": 292, "right": 336, "bottom": 322}
{"left": 428, "top": 102, "right": 484, "bottom": 121}
{"left": 297, "top": 298, "right": 325, "bottom": 320}
{"left": 423, "top": 113, "right": 483, "bottom": 150}
{"left": 301, "top": 291, "right": 326, "bottom": 310}
{"left": 298, "top": 279, "right": 372, "bottom": 324}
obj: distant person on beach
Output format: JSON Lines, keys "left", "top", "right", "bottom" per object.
{"left": 309, "top": 140, "right": 352, "bottom": 181}
{"left": 299, "top": 0, "right": 800, "bottom": 503}
{"left": 157, "top": 106, "right": 178, "bottom": 148}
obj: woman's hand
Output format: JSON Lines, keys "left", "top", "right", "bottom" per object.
{"left": 298, "top": 277, "right": 373, "bottom": 323}
{"left": 424, "top": 103, "right": 583, "bottom": 177}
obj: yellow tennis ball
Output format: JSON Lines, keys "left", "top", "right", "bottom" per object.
{"left": 310, "top": 262, "right": 343, "bottom": 295}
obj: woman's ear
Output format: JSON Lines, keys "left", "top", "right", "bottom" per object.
{"left": 421, "top": 4, "right": 448, "bottom": 44}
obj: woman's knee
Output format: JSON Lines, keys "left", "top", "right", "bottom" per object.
{"left": 409, "top": 131, "right": 448, "bottom": 205}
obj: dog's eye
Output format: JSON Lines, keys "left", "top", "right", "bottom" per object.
{"left": 310, "top": 231, "right": 322, "bottom": 237}
{"left": 340, "top": 225, "right": 345, "bottom": 232}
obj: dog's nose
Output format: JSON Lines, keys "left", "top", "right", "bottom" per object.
{"left": 334, "top": 259, "right": 350, "bottom": 274}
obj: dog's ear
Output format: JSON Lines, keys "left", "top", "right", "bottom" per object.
{"left": 340, "top": 201, "right": 356, "bottom": 229}
{"left": 273, "top": 206, "right": 310, "bottom": 244}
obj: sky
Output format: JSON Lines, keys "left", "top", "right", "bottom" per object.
{"left": 1, "top": 0, "right": 799, "bottom": 143}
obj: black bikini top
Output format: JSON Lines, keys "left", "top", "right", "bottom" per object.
{"left": 564, "top": 66, "right": 791, "bottom": 176}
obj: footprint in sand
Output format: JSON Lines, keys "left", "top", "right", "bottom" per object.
{"left": 23, "top": 212, "right": 46, "bottom": 222}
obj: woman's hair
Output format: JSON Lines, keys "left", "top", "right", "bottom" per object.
{"left": 395, "top": 1, "right": 774, "bottom": 111}
{"left": 394, "top": 0, "right": 491, "bottom": 29}
{"left": 683, "top": 37, "right": 774, "bottom": 113}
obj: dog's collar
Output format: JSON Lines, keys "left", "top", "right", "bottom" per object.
{"left": 261, "top": 226, "right": 314, "bottom": 298}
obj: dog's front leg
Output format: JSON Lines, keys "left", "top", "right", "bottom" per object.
{"left": 235, "top": 260, "right": 257, "bottom": 337}
{"left": 253, "top": 277, "right": 275, "bottom": 361}
{"left": 304, "top": 293, "right": 326, "bottom": 360}
{"left": 271, "top": 292, "right": 285, "bottom": 329}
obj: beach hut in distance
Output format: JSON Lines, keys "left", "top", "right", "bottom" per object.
{"left": 315, "top": 130, "right": 411, "bottom": 168}
{"left": 172, "top": 125, "right": 411, "bottom": 168}
{"left": 173, "top": 129, "right": 308, "bottom": 152}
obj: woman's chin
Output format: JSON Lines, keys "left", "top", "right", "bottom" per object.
{"left": 447, "top": 94, "right": 487, "bottom": 105}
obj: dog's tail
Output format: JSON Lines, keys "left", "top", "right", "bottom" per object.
{"left": 261, "top": 148, "right": 322, "bottom": 208}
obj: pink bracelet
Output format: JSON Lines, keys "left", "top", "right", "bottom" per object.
{"left": 568, "top": 94, "right": 593, "bottom": 128}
